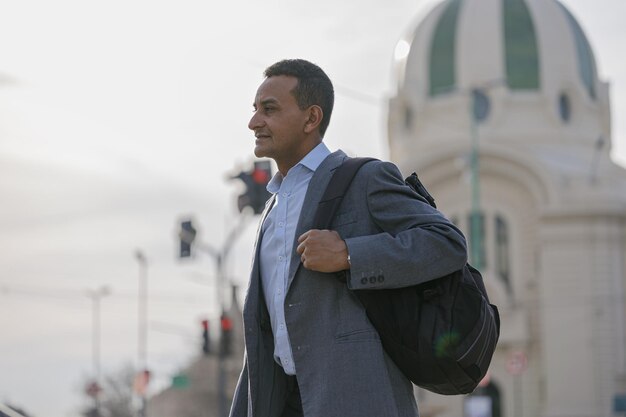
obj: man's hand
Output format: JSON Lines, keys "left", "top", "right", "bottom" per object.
{"left": 296, "top": 229, "right": 350, "bottom": 273}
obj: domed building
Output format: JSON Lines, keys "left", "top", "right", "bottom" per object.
{"left": 388, "top": 1, "right": 626, "bottom": 417}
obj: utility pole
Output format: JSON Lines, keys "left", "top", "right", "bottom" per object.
{"left": 178, "top": 215, "right": 249, "bottom": 417}
{"left": 176, "top": 160, "right": 271, "bottom": 417}
{"left": 86, "top": 286, "right": 110, "bottom": 416}
{"left": 134, "top": 250, "right": 149, "bottom": 417}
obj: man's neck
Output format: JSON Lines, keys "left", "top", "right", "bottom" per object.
{"left": 277, "top": 138, "right": 323, "bottom": 176}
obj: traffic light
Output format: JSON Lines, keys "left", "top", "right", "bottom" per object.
{"left": 201, "top": 319, "right": 210, "bottom": 355}
{"left": 179, "top": 220, "right": 196, "bottom": 258}
{"left": 133, "top": 369, "right": 151, "bottom": 395}
{"left": 232, "top": 161, "right": 272, "bottom": 214}
{"left": 220, "top": 313, "right": 233, "bottom": 357}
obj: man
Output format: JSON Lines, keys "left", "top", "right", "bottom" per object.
{"left": 230, "top": 59, "right": 467, "bottom": 417}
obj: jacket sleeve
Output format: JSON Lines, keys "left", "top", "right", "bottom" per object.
{"left": 229, "top": 357, "right": 250, "bottom": 417}
{"left": 344, "top": 160, "right": 467, "bottom": 290}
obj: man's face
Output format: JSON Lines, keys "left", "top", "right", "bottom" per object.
{"left": 248, "top": 75, "right": 310, "bottom": 172}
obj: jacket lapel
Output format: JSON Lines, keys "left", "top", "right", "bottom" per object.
{"left": 245, "top": 194, "right": 276, "bottom": 320}
{"left": 286, "top": 150, "right": 347, "bottom": 290}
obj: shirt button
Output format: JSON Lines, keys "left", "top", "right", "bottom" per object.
{"left": 279, "top": 222, "right": 285, "bottom": 227}
{"left": 279, "top": 256, "right": 284, "bottom": 261}
{"left": 277, "top": 289, "right": 282, "bottom": 295}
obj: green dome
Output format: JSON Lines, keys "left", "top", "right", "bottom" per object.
{"left": 427, "top": 0, "right": 597, "bottom": 99}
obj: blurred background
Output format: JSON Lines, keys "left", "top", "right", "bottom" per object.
{"left": 1, "top": 0, "right": 625, "bottom": 416}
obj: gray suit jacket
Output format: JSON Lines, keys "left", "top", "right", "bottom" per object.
{"left": 230, "top": 150, "right": 467, "bottom": 417}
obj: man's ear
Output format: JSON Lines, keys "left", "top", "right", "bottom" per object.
{"left": 303, "top": 105, "right": 323, "bottom": 134}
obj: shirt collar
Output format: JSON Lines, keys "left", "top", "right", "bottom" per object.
{"left": 299, "top": 142, "right": 331, "bottom": 172}
{"left": 266, "top": 142, "right": 331, "bottom": 193}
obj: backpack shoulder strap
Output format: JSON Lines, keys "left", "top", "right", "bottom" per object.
{"left": 405, "top": 172, "right": 437, "bottom": 208}
{"left": 313, "top": 157, "right": 377, "bottom": 230}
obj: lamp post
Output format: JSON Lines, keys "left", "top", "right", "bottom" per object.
{"left": 178, "top": 215, "right": 250, "bottom": 417}
{"left": 468, "top": 88, "right": 490, "bottom": 271}
{"left": 134, "top": 249, "right": 149, "bottom": 417}
{"left": 176, "top": 161, "right": 271, "bottom": 417}
{"left": 86, "top": 286, "right": 110, "bottom": 416}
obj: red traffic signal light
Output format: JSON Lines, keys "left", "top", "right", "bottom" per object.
{"left": 201, "top": 319, "right": 210, "bottom": 355}
{"left": 252, "top": 165, "right": 271, "bottom": 184}
{"left": 220, "top": 313, "right": 234, "bottom": 357}
{"left": 220, "top": 316, "right": 233, "bottom": 331}
{"left": 231, "top": 161, "right": 272, "bottom": 215}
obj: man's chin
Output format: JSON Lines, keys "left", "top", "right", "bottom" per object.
{"left": 254, "top": 146, "right": 269, "bottom": 158}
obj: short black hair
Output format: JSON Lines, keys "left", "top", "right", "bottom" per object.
{"left": 264, "top": 59, "right": 334, "bottom": 137}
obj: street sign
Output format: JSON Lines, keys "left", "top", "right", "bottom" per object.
{"left": 506, "top": 351, "right": 528, "bottom": 376}
{"left": 172, "top": 374, "right": 190, "bottom": 389}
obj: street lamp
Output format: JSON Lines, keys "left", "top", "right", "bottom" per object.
{"left": 86, "top": 285, "right": 111, "bottom": 416}
{"left": 468, "top": 88, "right": 490, "bottom": 271}
{"left": 134, "top": 249, "right": 149, "bottom": 417}
{"left": 177, "top": 218, "right": 248, "bottom": 417}
{"left": 174, "top": 161, "right": 270, "bottom": 417}
{"left": 461, "top": 79, "right": 504, "bottom": 271}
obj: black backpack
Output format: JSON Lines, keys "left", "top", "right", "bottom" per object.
{"left": 313, "top": 157, "right": 500, "bottom": 395}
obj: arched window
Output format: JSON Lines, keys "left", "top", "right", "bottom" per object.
{"left": 558, "top": 93, "right": 572, "bottom": 123}
{"left": 503, "top": 0, "right": 540, "bottom": 90}
{"left": 404, "top": 105, "right": 414, "bottom": 131}
{"left": 556, "top": 1, "right": 597, "bottom": 99}
{"left": 429, "top": 0, "right": 461, "bottom": 96}
{"left": 449, "top": 210, "right": 514, "bottom": 302}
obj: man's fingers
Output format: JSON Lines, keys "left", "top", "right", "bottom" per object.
{"left": 297, "top": 230, "right": 311, "bottom": 243}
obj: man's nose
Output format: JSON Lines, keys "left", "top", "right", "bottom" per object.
{"left": 248, "top": 112, "right": 262, "bottom": 131}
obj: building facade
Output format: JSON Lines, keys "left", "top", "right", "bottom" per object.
{"left": 388, "top": 1, "right": 626, "bottom": 417}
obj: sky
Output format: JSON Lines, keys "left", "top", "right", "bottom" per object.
{"left": 0, "top": 0, "right": 625, "bottom": 416}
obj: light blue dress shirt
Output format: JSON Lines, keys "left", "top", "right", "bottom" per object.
{"left": 259, "top": 142, "right": 331, "bottom": 375}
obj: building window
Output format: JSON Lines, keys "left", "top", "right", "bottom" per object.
{"left": 429, "top": 0, "right": 461, "bottom": 96}
{"left": 454, "top": 211, "right": 514, "bottom": 299}
{"left": 558, "top": 93, "right": 571, "bottom": 122}
{"left": 404, "top": 105, "right": 414, "bottom": 131}
{"left": 472, "top": 89, "right": 491, "bottom": 123}
{"left": 556, "top": 1, "right": 597, "bottom": 99}
{"left": 503, "top": 0, "right": 540, "bottom": 90}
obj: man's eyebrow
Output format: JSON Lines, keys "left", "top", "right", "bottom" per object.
{"left": 253, "top": 98, "right": 279, "bottom": 110}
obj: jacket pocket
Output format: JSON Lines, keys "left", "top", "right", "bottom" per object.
{"left": 332, "top": 212, "right": 356, "bottom": 228}
{"left": 335, "top": 328, "right": 380, "bottom": 344}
